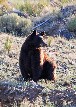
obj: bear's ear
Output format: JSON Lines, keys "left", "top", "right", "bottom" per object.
{"left": 32, "top": 30, "right": 37, "bottom": 35}
{"left": 40, "top": 31, "right": 45, "bottom": 36}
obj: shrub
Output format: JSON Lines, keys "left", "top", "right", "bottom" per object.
{"left": 0, "top": 13, "right": 32, "bottom": 36}
{"left": 4, "top": 37, "right": 12, "bottom": 54}
{"left": 17, "top": 0, "right": 50, "bottom": 16}
{"left": 0, "top": 9, "right": 3, "bottom": 16}
{"left": 67, "top": 17, "right": 76, "bottom": 32}
{"left": 47, "top": 36, "right": 54, "bottom": 46}
{"left": 60, "top": 0, "right": 69, "bottom": 4}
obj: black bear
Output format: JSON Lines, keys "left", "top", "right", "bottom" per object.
{"left": 19, "top": 30, "right": 57, "bottom": 82}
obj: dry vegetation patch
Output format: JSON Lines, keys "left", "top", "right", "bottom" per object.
{"left": 0, "top": 33, "right": 76, "bottom": 106}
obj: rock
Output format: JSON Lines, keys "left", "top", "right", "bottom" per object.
{"left": 58, "top": 29, "right": 73, "bottom": 39}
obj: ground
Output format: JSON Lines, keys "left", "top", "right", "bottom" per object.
{"left": 0, "top": 33, "right": 76, "bottom": 107}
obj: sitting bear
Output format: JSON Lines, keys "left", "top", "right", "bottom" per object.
{"left": 19, "top": 30, "right": 57, "bottom": 82}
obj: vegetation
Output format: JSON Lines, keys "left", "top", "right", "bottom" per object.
{"left": 60, "top": 0, "right": 69, "bottom": 4}
{"left": 4, "top": 37, "right": 12, "bottom": 54}
{"left": 0, "top": 0, "right": 76, "bottom": 106}
{"left": 0, "top": 13, "right": 32, "bottom": 36}
{"left": 0, "top": 0, "right": 76, "bottom": 36}
{"left": 0, "top": 0, "right": 11, "bottom": 10}
{"left": 0, "top": 34, "right": 76, "bottom": 107}
{"left": 67, "top": 17, "right": 76, "bottom": 33}
{"left": 0, "top": 0, "right": 7, "bottom": 4}
{"left": 15, "top": 0, "right": 50, "bottom": 16}
{"left": 47, "top": 36, "right": 54, "bottom": 46}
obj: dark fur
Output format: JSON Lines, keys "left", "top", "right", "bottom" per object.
{"left": 19, "top": 30, "right": 57, "bottom": 82}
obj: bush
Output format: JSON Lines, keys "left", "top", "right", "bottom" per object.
{"left": 17, "top": 0, "right": 50, "bottom": 16}
{"left": 4, "top": 37, "right": 12, "bottom": 54}
{"left": 67, "top": 17, "right": 76, "bottom": 32}
{"left": 60, "top": 0, "right": 69, "bottom": 4}
{"left": 47, "top": 36, "right": 54, "bottom": 46}
{"left": 0, "top": 13, "right": 32, "bottom": 36}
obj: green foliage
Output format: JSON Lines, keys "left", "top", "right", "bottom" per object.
{"left": 16, "top": 0, "right": 50, "bottom": 16}
{"left": 60, "top": 0, "right": 69, "bottom": 4}
{"left": 0, "top": 13, "right": 32, "bottom": 36}
{"left": 0, "top": 0, "right": 11, "bottom": 12}
{"left": 47, "top": 36, "right": 54, "bottom": 46}
{"left": 67, "top": 17, "right": 76, "bottom": 32}
{"left": 0, "top": 0, "right": 7, "bottom": 3}
{"left": 39, "top": 0, "right": 50, "bottom": 6}
{"left": 4, "top": 37, "right": 12, "bottom": 54}
{"left": 0, "top": 9, "right": 3, "bottom": 16}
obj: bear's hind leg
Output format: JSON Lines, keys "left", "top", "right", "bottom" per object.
{"left": 43, "top": 61, "right": 56, "bottom": 81}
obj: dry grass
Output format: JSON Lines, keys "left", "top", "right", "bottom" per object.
{"left": 0, "top": 33, "right": 76, "bottom": 107}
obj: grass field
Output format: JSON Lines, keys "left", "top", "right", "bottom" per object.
{"left": 0, "top": 0, "right": 76, "bottom": 106}
{"left": 0, "top": 33, "right": 76, "bottom": 107}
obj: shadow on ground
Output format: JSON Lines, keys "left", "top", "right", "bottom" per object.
{"left": 0, "top": 81, "right": 76, "bottom": 107}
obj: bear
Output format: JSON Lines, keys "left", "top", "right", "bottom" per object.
{"left": 39, "top": 48, "right": 57, "bottom": 81}
{"left": 19, "top": 30, "right": 57, "bottom": 82}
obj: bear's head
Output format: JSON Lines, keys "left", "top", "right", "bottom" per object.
{"left": 29, "top": 30, "right": 47, "bottom": 49}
